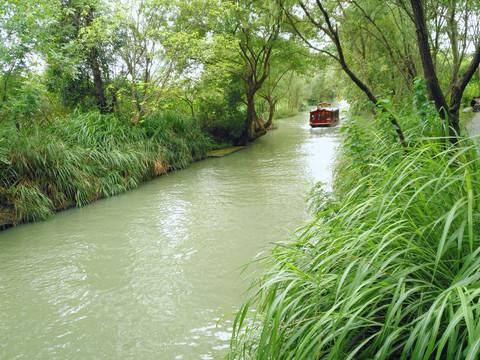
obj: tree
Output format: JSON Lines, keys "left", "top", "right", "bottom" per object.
{"left": 171, "top": 0, "right": 286, "bottom": 144}
{"left": 0, "top": 0, "right": 61, "bottom": 111}
{"left": 109, "top": 0, "right": 188, "bottom": 125}
{"left": 194, "top": 72, "right": 247, "bottom": 143}
{"left": 278, "top": 0, "right": 408, "bottom": 147}
{"left": 43, "top": 0, "right": 112, "bottom": 113}
{"left": 257, "top": 36, "right": 310, "bottom": 128}
{"left": 232, "top": 0, "right": 281, "bottom": 143}
{"left": 405, "top": 0, "right": 480, "bottom": 141}
{"left": 191, "top": 0, "right": 283, "bottom": 144}
{"left": 84, "top": 4, "right": 108, "bottom": 112}
{"left": 279, "top": 0, "right": 480, "bottom": 144}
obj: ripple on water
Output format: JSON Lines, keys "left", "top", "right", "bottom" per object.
{"left": 0, "top": 113, "right": 339, "bottom": 359}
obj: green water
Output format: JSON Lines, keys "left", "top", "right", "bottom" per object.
{"left": 0, "top": 113, "right": 339, "bottom": 359}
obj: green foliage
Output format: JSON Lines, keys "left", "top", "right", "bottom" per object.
{"left": 305, "top": 63, "right": 347, "bottom": 105}
{"left": 306, "top": 182, "right": 338, "bottom": 218}
{"left": 453, "top": 58, "right": 480, "bottom": 108}
{"left": 55, "top": 111, "right": 131, "bottom": 149}
{"left": 195, "top": 78, "right": 246, "bottom": 144}
{"left": 0, "top": 0, "right": 61, "bottom": 74}
{"left": 410, "top": 79, "right": 449, "bottom": 139}
{"left": 272, "top": 104, "right": 300, "bottom": 119}
{"left": 0, "top": 110, "right": 213, "bottom": 228}
{"left": 0, "top": 71, "right": 49, "bottom": 125}
{"left": 9, "top": 184, "right": 54, "bottom": 222}
{"left": 44, "top": 65, "right": 97, "bottom": 111}
{"left": 138, "top": 111, "right": 214, "bottom": 166}
{"left": 412, "top": 78, "right": 430, "bottom": 119}
{"left": 228, "top": 106, "right": 480, "bottom": 359}
{"left": 462, "top": 80, "right": 480, "bottom": 107}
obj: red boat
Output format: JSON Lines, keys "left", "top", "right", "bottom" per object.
{"left": 309, "top": 102, "right": 340, "bottom": 127}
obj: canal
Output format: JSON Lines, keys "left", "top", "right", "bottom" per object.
{"left": 0, "top": 113, "right": 339, "bottom": 359}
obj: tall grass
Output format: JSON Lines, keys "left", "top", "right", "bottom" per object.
{"left": 228, "top": 108, "right": 480, "bottom": 359}
{"left": 0, "top": 111, "right": 213, "bottom": 228}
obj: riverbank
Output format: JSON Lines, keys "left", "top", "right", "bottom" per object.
{"left": 0, "top": 112, "right": 214, "bottom": 229}
{"left": 206, "top": 146, "right": 245, "bottom": 157}
{"left": 228, "top": 108, "right": 480, "bottom": 359}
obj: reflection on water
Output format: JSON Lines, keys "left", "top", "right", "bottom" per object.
{"left": 0, "top": 113, "right": 339, "bottom": 359}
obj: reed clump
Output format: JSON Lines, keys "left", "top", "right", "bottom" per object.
{"left": 0, "top": 111, "right": 213, "bottom": 228}
{"left": 228, "top": 105, "right": 480, "bottom": 359}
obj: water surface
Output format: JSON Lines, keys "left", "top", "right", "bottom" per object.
{"left": 0, "top": 113, "right": 339, "bottom": 359}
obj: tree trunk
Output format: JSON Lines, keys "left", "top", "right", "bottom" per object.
{"left": 237, "top": 88, "right": 256, "bottom": 145}
{"left": 264, "top": 99, "right": 276, "bottom": 129}
{"left": 237, "top": 79, "right": 266, "bottom": 145}
{"left": 89, "top": 46, "right": 108, "bottom": 114}
{"left": 410, "top": 0, "right": 480, "bottom": 142}
{"left": 234, "top": 19, "right": 279, "bottom": 145}
{"left": 111, "top": 90, "right": 119, "bottom": 114}
{"left": 410, "top": 0, "right": 456, "bottom": 139}
{"left": 2, "top": 70, "right": 10, "bottom": 103}
{"left": 86, "top": 6, "right": 108, "bottom": 114}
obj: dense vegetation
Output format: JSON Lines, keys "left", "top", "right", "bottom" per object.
{"left": 0, "top": 0, "right": 312, "bottom": 227}
{"left": 3, "top": 0, "right": 480, "bottom": 357}
{"left": 0, "top": 112, "right": 212, "bottom": 227}
{"left": 223, "top": 1, "right": 480, "bottom": 359}
{"left": 228, "top": 84, "right": 480, "bottom": 359}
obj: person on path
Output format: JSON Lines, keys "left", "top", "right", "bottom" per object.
{"left": 474, "top": 97, "right": 480, "bottom": 113}
{"left": 471, "top": 97, "right": 477, "bottom": 108}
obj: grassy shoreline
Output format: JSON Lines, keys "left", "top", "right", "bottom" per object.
{"left": 228, "top": 104, "right": 480, "bottom": 358}
{"left": 0, "top": 112, "right": 215, "bottom": 230}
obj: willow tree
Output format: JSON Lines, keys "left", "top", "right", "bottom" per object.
{"left": 216, "top": 0, "right": 283, "bottom": 144}
{"left": 173, "top": 0, "right": 291, "bottom": 144}
{"left": 278, "top": 0, "right": 480, "bottom": 143}
{"left": 257, "top": 36, "right": 310, "bottom": 129}
{"left": 404, "top": 0, "right": 480, "bottom": 140}
{"left": 278, "top": 0, "right": 409, "bottom": 147}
